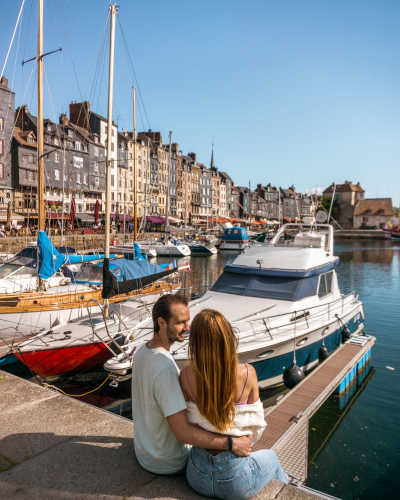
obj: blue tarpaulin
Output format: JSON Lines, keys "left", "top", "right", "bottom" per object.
{"left": 38, "top": 231, "right": 113, "bottom": 279}
{"left": 74, "top": 258, "right": 170, "bottom": 284}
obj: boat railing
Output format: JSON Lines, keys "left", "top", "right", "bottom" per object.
{"left": 236, "top": 293, "right": 359, "bottom": 343}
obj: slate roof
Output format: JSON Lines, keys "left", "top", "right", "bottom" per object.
{"left": 14, "top": 127, "right": 37, "bottom": 147}
{"left": 324, "top": 181, "right": 365, "bottom": 194}
{"left": 353, "top": 198, "right": 394, "bottom": 216}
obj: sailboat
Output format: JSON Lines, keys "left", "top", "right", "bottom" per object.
{"left": 5, "top": 3, "right": 184, "bottom": 374}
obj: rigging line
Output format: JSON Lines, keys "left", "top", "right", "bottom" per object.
{"left": 50, "top": 0, "right": 64, "bottom": 113}
{"left": 117, "top": 17, "right": 150, "bottom": 130}
{"left": 4, "top": 65, "right": 35, "bottom": 159}
{"left": 55, "top": 0, "right": 83, "bottom": 100}
{"left": 43, "top": 63, "right": 57, "bottom": 126}
{"left": 66, "top": 0, "right": 94, "bottom": 58}
{"left": 0, "top": 0, "right": 26, "bottom": 80}
{"left": 87, "top": 11, "right": 110, "bottom": 117}
{"left": 85, "top": 9, "right": 110, "bottom": 104}
{"left": 94, "top": 29, "right": 109, "bottom": 119}
{"left": 22, "top": 0, "right": 34, "bottom": 93}
{"left": 1, "top": 5, "right": 23, "bottom": 147}
{"left": 116, "top": 26, "right": 133, "bottom": 131}
{"left": 61, "top": 0, "right": 90, "bottom": 77}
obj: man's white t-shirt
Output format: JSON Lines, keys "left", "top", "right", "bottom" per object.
{"left": 132, "top": 344, "right": 190, "bottom": 474}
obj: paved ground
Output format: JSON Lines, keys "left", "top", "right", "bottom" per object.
{"left": 0, "top": 370, "right": 326, "bottom": 500}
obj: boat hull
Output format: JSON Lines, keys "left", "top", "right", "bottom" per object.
{"left": 155, "top": 246, "right": 191, "bottom": 256}
{"left": 189, "top": 245, "right": 218, "bottom": 255}
{"left": 219, "top": 242, "right": 249, "bottom": 251}
{"left": 13, "top": 341, "right": 113, "bottom": 378}
{"left": 243, "top": 308, "right": 364, "bottom": 388}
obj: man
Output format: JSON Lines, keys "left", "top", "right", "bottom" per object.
{"left": 132, "top": 294, "right": 251, "bottom": 475}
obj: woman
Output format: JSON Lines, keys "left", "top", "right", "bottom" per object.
{"left": 180, "top": 309, "right": 288, "bottom": 500}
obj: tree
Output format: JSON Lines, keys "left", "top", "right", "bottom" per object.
{"left": 393, "top": 206, "right": 399, "bottom": 217}
{"left": 318, "top": 196, "right": 340, "bottom": 218}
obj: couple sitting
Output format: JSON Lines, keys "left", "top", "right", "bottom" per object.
{"left": 132, "top": 294, "right": 288, "bottom": 500}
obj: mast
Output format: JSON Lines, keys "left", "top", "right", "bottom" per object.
{"left": 165, "top": 131, "right": 171, "bottom": 230}
{"left": 37, "top": 0, "right": 44, "bottom": 232}
{"left": 278, "top": 188, "right": 281, "bottom": 227}
{"left": 133, "top": 86, "right": 137, "bottom": 241}
{"left": 104, "top": 3, "right": 117, "bottom": 316}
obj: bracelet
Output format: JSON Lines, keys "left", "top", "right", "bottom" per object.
{"left": 228, "top": 436, "right": 233, "bottom": 451}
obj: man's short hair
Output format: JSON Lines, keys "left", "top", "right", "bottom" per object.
{"left": 152, "top": 294, "right": 189, "bottom": 333}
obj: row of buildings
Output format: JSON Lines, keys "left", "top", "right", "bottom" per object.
{"left": 0, "top": 76, "right": 316, "bottom": 226}
{"left": 4, "top": 75, "right": 392, "bottom": 229}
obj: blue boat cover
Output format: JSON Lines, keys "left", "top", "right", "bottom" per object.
{"left": 134, "top": 242, "right": 146, "bottom": 261}
{"left": 74, "top": 257, "right": 170, "bottom": 284}
{"left": 38, "top": 231, "right": 113, "bottom": 279}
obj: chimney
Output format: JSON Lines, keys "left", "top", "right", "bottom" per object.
{"left": 257, "top": 183, "right": 262, "bottom": 197}
{"left": 0, "top": 76, "right": 8, "bottom": 88}
{"left": 188, "top": 152, "right": 196, "bottom": 161}
{"left": 59, "top": 113, "right": 69, "bottom": 126}
{"left": 69, "top": 101, "right": 90, "bottom": 131}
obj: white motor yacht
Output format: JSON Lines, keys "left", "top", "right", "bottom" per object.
{"left": 152, "top": 239, "right": 191, "bottom": 257}
{"left": 104, "top": 221, "right": 366, "bottom": 389}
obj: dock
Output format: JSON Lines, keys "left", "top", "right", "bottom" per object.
{"left": 253, "top": 335, "right": 375, "bottom": 485}
{"left": 0, "top": 335, "right": 374, "bottom": 500}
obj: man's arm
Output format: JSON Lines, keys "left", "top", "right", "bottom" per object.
{"left": 167, "top": 410, "right": 251, "bottom": 457}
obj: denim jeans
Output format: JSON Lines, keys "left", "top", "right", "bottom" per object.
{"left": 186, "top": 447, "right": 288, "bottom": 500}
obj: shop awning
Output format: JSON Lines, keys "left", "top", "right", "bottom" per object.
{"left": 76, "top": 213, "right": 95, "bottom": 222}
{"left": 0, "top": 212, "right": 25, "bottom": 222}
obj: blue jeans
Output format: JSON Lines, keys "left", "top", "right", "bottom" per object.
{"left": 186, "top": 447, "right": 288, "bottom": 500}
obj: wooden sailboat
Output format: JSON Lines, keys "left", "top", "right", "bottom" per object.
{"left": 4, "top": 3, "right": 183, "bottom": 374}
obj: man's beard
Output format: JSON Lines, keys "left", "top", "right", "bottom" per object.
{"left": 166, "top": 324, "right": 186, "bottom": 344}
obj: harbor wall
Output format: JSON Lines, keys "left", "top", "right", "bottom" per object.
{"left": 334, "top": 230, "right": 386, "bottom": 239}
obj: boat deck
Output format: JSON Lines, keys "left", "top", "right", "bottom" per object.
{"left": 253, "top": 335, "right": 375, "bottom": 484}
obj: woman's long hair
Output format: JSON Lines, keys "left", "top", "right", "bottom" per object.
{"left": 188, "top": 309, "right": 238, "bottom": 434}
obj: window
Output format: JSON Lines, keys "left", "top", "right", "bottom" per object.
{"left": 111, "top": 175, "right": 114, "bottom": 187}
{"left": 75, "top": 142, "right": 81, "bottom": 150}
{"left": 54, "top": 152, "right": 59, "bottom": 163}
{"left": 27, "top": 135, "right": 33, "bottom": 144}
{"left": 94, "top": 162, "right": 99, "bottom": 171}
{"left": 111, "top": 143, "right": 114, "bottom": 152}
{"left": 29, "top": 153, "right": 34, "bottom": 163}
{"left": 318, "top": 272, "right": 333, "bottom": 299}
{"left": 54, "top": 137, "right": 59, "bottom": 146}
{"left": 0, "top": 118, "right": 3, "bottom": 131}
{"left": 95, "top": 177, "right": 99, "bottom": 186}
{"left": 0, "top": 163, "right": 4, "bottom": 179}
{"left": 77, "top": 173, "right": 81, "bottom": 183}
{"left": 94, "top": 147, "right": 99, "bottom": 156}
{"left": 83, "top": 174, "right": 87, "bottom": 184}
{"left": 68, "top": 129, "right": 73, "bottom": 138}
{"left": 54, "top": 169, "right": 60, "bottom": 181}
{"left": 47, "top": 171, "right": 50, "bottom": 179}
{"left": 64, "top": 172, "right": 67, "bottom": 181}
{"left": 83, "top": 145, "right": 88, "bottom": 152}
{"left": 0, "top": 139, "right": 3, "bottom": 154}
{"left": 111, "top": 192, "right": 114, "bottom": 201}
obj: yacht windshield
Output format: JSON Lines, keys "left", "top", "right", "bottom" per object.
{"left": 211, "top": 272, "right": 319, "bottom": 301}
{"left": 0, "top": 264, "right": 38, "bottom": 279}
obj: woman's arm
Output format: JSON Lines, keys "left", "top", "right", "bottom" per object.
{"left": 246, "top": 364, "right": 260, "bottom": 404}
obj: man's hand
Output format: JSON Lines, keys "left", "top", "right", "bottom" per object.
{"left": 232, "top": 435, "right": 251, "bottom": 457}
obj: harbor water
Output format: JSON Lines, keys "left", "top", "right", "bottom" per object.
{"left": 4, "top": 239, "right": 400, "bottom": 499}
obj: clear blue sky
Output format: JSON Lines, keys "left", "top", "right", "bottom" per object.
{"left": 1, "top": 0, "right": 399, "bottom": 202}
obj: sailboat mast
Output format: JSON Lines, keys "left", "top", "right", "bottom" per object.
{"left": 104, "top": 3, "right": 117, "bottom": 315}
{"left": 37, "top": 0, "right": 44, "bottom": 231}
{"left": 133, "top": 86, "right": 137, "bottom": 240}
{"left": 165, "top": 131, "right": 171, "bottom": 230}
{"left": 184, "top": 162, "right": 188, "bottom": 228}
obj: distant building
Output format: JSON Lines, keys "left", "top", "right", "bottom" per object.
{"left": 353, "top": 198, "right": 394, "bottom": 229}
{"left": 323, "top": 181, "right": 365, "bottom": 229}
{"left": 0, "top": 76, "right": 14, "bottom": 202}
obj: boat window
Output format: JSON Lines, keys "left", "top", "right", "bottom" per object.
{"left": 0, "top": 264, "right": 37, "bottom": 278}
{"left": 211, "top": 272, "right": 319, "bottom": 301}
{"left": 318, "top": 271, "right": 333, "bottom": 298}
{"left": 234, "top": 229, "right": 240, "bottom": 234}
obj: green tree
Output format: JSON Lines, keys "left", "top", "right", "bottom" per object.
{"left": 318, "top": 196, "right": 340, "bottom": 218}
{"left": 393, "top": 206, "right": 399, "bottom": 217}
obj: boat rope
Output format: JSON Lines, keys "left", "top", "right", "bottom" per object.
{"left": 43, "top": 372, "right": 112, "bottom": 397}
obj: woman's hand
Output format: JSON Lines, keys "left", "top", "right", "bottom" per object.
{"left": 232, "top": 435, "right": 251, "bottom": 457}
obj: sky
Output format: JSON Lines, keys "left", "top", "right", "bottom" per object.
{"left": 1, "top": 0, "right": 399, "bottom": 203}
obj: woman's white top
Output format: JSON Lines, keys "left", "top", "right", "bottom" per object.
{"left": 186, "top": 399, "right": 266, "bottom": 446}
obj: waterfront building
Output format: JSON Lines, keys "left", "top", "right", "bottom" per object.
{"left": 323, "top": 181, "right": 365, "bottom": 229}
{"left": 353, "top": 198, "right": 394, "bottom": 229}
{"left": 199, "top": 163, "right": 212, "bottom": 218}
{"left": 188, "top": 156, "right": 200, "bottom": 217}
{"left": 0, "top": 76, "right": 14, "bottom": 204}
{"left": 219, "top": 172, "right": 233, "bottom": 218}
{"left": 69, "top": 101, "right": 116, "bottom": 213}
{"left": 13, "top": 105, "right": 105, "bottom": 223}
